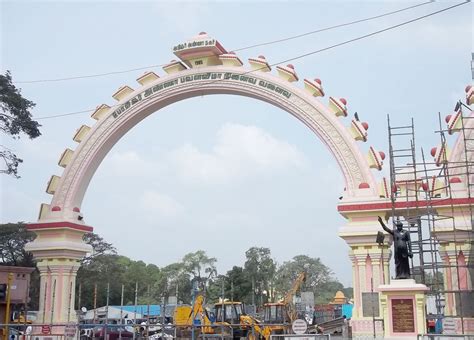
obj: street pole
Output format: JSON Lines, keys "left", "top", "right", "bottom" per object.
{"left": 119, "top": 284, "right": 124, "bottom": 340}
{"left": 146, "top": 285, "right": 150, "bottom": 339}
{"left": 133, "top": 282, "right": 138, "bottom": 340}
{"left": 221, "top": 279, "right": 225, "bottom": 338}
{"left": 191, "top": 283, "right": 196, "bottom": 340}
{"left": 252, "top": 278, "right": 255, "bottom": 307}
{"left": 3, "top": 273, "right": 13, "bottom": 340}
{"left": 93, "top": 283, "right": 97, "bottom": 323}
{"left": 105, "top": 283, "right": 110, "bottom": 340}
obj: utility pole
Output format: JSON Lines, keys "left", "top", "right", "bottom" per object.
{"left": 3, "top": 273, "right": 13, "bottom": 340}
{"left": 252, "top": 278, "right": 255, "bottom": 306}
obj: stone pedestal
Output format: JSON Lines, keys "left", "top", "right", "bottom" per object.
{"left": 378, "top": 279, "right": 429, "bottom": 339}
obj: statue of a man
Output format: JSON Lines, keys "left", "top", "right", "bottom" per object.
{"left": 378, "top": 216, "right": 413, "bottom": 279}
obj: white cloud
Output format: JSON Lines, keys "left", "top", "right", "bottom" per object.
{"left": 100, "top": 151, "right": 160, "bottom": 178}
{"left": 169, "top": 123, "right": 307, "bottom": 184}
{"left": 139, "top": 190, "right": 184, "bottom": 219}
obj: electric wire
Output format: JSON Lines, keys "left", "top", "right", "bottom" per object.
{"left": 14, "top": 64, "right": 166, "bottom": 84}
{"left": 14, "top": 1, "right": 434, "bottom": 85}
{"left": 34, "top": 0, "right": 469, "bottom": 120}
{"left": 264, "top": 0, "right": 468, "bottom": 69}
{"left": 230, "top": 0, "right": 434, "bottom": 52}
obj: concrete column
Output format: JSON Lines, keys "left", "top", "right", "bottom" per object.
{"left": 339, "top": 213, "right": 392, "bottom": 338}
{"left": 36, "top": 258, "right": 81, "bottom": 323}
{"left": 25, "top": 221, "right": 92, "bottom": 326}
{"left": 348, "top": 253, "right": 361, "bottom": 318}
{"left": 439, "top": 243, "right": 473, "bottom": 317}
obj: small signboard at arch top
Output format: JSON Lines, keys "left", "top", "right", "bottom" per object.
{"left": 292, "top": 319, "right": 308, "bottom": 334}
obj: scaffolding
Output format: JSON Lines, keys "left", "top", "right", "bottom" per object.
{"left": 387, "top": 107, "right": 474, "bottom": 333}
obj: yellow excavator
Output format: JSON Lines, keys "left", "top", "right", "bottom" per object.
{"left": 261, "top": 271, "right": 307, "bottom": 336}
{"left": 174, "top": 294, "right": 214, "bottom": 336}
{"left": 213, "top": 300, "right": 247, "bottom": 338}
{"left": 174, "top": 296, "right": 247, "bottom": 338}
{"left": 239, "top": 314, "right": 271, "bottom": 340}
{"left": 213, "top": 300, "right": 272, "bottom": 340}
{"left": 238, "top": 272, "right": 308, "bottom": 340}
{"left": 174, "top": 272, "right": 306, "bottom": 340}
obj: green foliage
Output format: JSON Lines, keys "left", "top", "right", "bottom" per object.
{"left": 225, "top": 266, "right": 252, "bottom": 303}
{"left": 2, "top": 227, "right": 349, "bottom": 310}
{"left": 274, "top": 255, "right": 342, "bottom": 304}
{"left": 161, "top": 262, "right": 192, "bottom": 304}
{"left": 0, "top": 71, "right": 41, "bottom": 177}
{"left": 182, "top": 250, "right": 217, "bottom": 291}
{"left": 0, "top": 222, "right": 39, "bottom": 309}
{"left": 0, "top": 222, "right": 36, "bottom": 266}
{"left": 206, "top": 274, "right": 227, "bottom": 303}
{"left": 82, "top": 233, "right": 117, "bottom": 264}
{"left": 76, "top": 250, "right": 219, "bottom": 308}
{"left": 244, "top": 247, "right": 276, "bottom": 305}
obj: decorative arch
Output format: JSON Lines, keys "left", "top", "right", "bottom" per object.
{"left": 41, "top": 63, "right": 382, "bottom": 222}
{"left": 27, "top": 34, "right": 391, "bottom": 329}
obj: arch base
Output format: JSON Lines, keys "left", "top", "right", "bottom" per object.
{"left": 25, "top": 221, "right": 93, "bottom": 324}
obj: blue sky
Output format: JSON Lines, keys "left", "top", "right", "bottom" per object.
{"left": 1, "top": 1, "right": 472, "bottom": 286}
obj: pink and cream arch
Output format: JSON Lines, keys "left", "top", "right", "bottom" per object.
{"left": 25, "top": 33, "right": 473, "bottom": 336}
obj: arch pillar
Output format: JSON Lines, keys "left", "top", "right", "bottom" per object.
{"left": 433, "top": 198, "right": 474, "bottom": 334}
{"left": 339, "top": 210, "right": 391, "bottom": 338}
{"left": 25, "top": 221, "right": 92, "bottom": 326}
{"left": 434, "top": 203, "right": 473, "bottom": 303}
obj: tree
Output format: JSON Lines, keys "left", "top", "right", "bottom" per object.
{"left": 0, "top": 222, "right": 36, "bottom": 266}
{"left": 81, "top": 232, "right": 117, "bottom": 264}
{"left": 244, "top": 247, "right": 276, "bottom": 305}
{"left": 0, "top": 222, "right": 39, "bottom": 309}
{"left": 225, "top": 266, "right": 252, "bottom": 303}
{"left": 76, "top": 254, "right": 127, "bottom": 308}
{"left": 182, "top": 250, "right": 217, "bottom": 292}
{"left": 206, "top": 274, "right": 227, "bottom": 303}
{"left": 0, "top": 71, "right": 41, "bottom": 177}
{"left": 76, "top": 254, "right": 166, "bottom": 308}
{"left": 274, "top": 255, "right": 341, "bottom": 304}
{"left": 161, "top": 262, "right": 192, "bottom": 304}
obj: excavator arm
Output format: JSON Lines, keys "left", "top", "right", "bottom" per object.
{"left": 283, "top": 272, "right": 306, "bottom": 305}
{"left": 188, "top": 294, "right": 213, "bottom": 331}
{"left": 240, "top": 315, "right": 272, "bottom": 340}
{"left": 283, "top": 272, "right": 306, "bottom": 322}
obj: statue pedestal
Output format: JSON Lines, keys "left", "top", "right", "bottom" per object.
{"left": 378, "top": 279, "right": 429, "bottom": 339}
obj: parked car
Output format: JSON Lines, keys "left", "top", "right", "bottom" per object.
{"left": 92, "top": 326, "right": 133, "bottom": 340}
